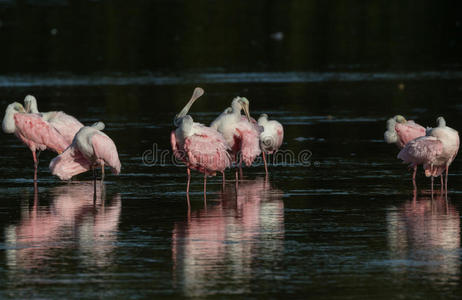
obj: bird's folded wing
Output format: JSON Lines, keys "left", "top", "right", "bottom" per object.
{"left": 14, "top": 113, "right": 69, "bottom": 153}
{"left": 398, "top": 136, "right": 443, "bottom": 163}
{"left": 92, "top": 133, "right": 121, "bottom": 174}
{"left": 49, "top": 145, "right": 92, "bottom": 180}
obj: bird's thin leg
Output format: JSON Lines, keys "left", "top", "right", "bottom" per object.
{"left": 440, "top": 175, "right": 444, "bottom": 194}
{"left": 263, "top": 153, "right": 268, "bottom": 176}
{"left": 32, "top": 151, "right": 38, "bottom": 171}
{"left": 445, "top": 165, "right": 449, "bottom": 198}
{"left": 92, "top": 167, "right": 97, "bottom": 203}
{"left": 203, "top": 173, "right": 207, "bottom": 203}
{"left": 186, "top": 168, "right": 191, "bottom": 195}
{"left": 101, "top": 163, "right": 105, "bottom": 182}
{"left": 222, "top": 172, "right": 225, "bottom": 189}
{"left": 239, "top": 159, "right": 243, "bottom": 180}
{"left": 412, "top": 166, "right": 417, "bottom": 183}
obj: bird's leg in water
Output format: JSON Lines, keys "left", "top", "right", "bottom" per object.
{"left": 203, "top": 173, "right": 207, "bottom": 203}
{"left": 32, "top": 151, "right": 38, "bottom": 171}
{"left": 440, "top": 175, "right": 444, "bottom": 194}
{"left": 186, "top": 168, "right": 191, "bottom": 195}
{"left": 101, "top": 163, "right": 105, "bottom": 182}
{"left": 430, "top": 164, "right": 434, "bottom": 197}
{"left": 222, "top": 172, "right": 225, "bottom": 188}
{"left": 445, "top": 165, "right": 449, "bottom": 198}
{"left": 412, "top": 166, "right": 417, "bottom": 183}
{"left": 263, "top": 153, "right": 268, "bottom": 176}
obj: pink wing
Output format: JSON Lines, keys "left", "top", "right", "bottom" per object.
{"left": 398, "top": 136, "right": 443, "bottom": 169}
{"left": 275, "top": 123, "right": 284, "bottom": 149}
{"left": 235, "top": 119, "right": 261, "bottom": 166}
{"left": 171, "top": 130, "right": 187, "bottom": 164}
{"left": 49, "top": 145, "right": 92, "bottom": 180}
{"left": 14, "top": 113, "right": 69, "bottom": 153}
{"left": 92, "top": 132, "right": 121, "bottom": 175}
{"left": 184, "top": 124, "right": 231, "bottom": 175}
{"left": 48, "top": 112, "right": 84, "bottom": 145}
{"left": 395, "top": 121, "right": 426, "bottom": 148}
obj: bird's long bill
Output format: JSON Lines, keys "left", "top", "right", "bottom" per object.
{"left": 243, "top": 102, "right": 251, "bottom": 122}
{"left": 176, "top": 87, "right": 204, "bottom": 119}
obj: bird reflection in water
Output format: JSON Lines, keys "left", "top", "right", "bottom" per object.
{"left": 387, "top": 191, "right": 460, "bottom": 284}
{"left": 172, "top": 177, "right": 285, "bottom": 297}
{"left": 4, "top": 182, "right": 121, "bottom": 272}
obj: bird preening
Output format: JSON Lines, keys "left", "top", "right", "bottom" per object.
{"left": 2, "top": 95, "right": 122, "bottom": 182}
{"left": 3, "top": 92, "right": 460, "bottom": 202}
{"left": 171, "top": 87, "right": 285, "bottom": 199}
{"left": 385, "top": 115, "right": 459, "bottom": 196}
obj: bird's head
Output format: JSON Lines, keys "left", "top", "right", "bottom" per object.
{"left": 394, "top": 115, "right": 407, "bottom": 124}
{"left": 9, "top": 102, "right": 26, "bottom": 113}
{"left": 436, "top": 116, "right": 446, "bottom": 127}
{"left": 24, "top": 95, "right": 38, "bottom": 113}
{"left": 91, "top": 121, "right": 105, "bottom": 131}
{"left": 174, "top": 87, "right": 204, "bottom": 126}
{"left": 232, "top": 97, "right": 251, "bottom": 122}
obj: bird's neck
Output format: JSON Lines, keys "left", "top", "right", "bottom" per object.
{"left": 2, "top": 109, "right": 17, "bottom": 134}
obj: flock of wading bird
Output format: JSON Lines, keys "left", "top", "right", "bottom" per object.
{"left": 384, "top": 115, "right": 459, "bottom": 195}
{"left": 3, "top": 88, "right": 459, "bottom": 198}
{"left": 2, "top": 88, "right": 284, "bottom": 197}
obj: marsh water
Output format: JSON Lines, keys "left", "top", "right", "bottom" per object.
{"left": 1, "top": 1, "right": 462, "bottom": 299}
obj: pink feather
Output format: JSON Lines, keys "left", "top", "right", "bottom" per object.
{"left": 14, "top": 113, "right": 69, "bottom": 153}
{"left": 171, "top": 123, "right": 231, "bottom": 176}
{"left": 395, "top": 121, "right": 426, "bottom": 148}
{"left": 92, "top": 133, "right": 121, "bottom": 175}
{"left": 398, "top": 136, "right": 444, "bottom": 176}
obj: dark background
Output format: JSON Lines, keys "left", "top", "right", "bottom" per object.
{"left": 0, "top": 0, "right": 461, "bottom": 74}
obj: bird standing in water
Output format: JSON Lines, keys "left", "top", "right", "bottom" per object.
{"left": 210, "top": 97, "right": 261, "bottom": 179}
{"left": 384, "top": 115, "right": 426, "bottom": 183}
{"left": 24, "top": 95, "right": 84, "bottom": 146}
{"left": 398, "top": 117, "right": 459, "bottom": 195}
{"left": 2, "top": 102, "right": 69, "bottom": 179}
{"left": 171, "top": 88, "right": 231, "bottom": 199}
{"left": 49, "top": 122, "right": 121, "bottom": 182}
{"left": 258, "top": 113, "right": 284, "bottom": 175}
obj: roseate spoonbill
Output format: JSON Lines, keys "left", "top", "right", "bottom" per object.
{"left": 210, "top": 97, "right": 261, "bottom": 177}
{"left": 258, "top": 113, "right": 284, "bottom": 175}
{"left": 171, "top": 87, "right": 231, "bottom": 198}
{"left": 384, "top": 115, "right": 426, "bottom": 183}
{"left": 49, "top": 122, "right": 121, "bottom": 181}
{"left": 24, "top": 95, "right": 84, "bottom": 145}
{"left": 398, "top": 117, "right": 459, "bottom": 194}
{"left": 2, "top": 102, "right": 69, "bottom": 176}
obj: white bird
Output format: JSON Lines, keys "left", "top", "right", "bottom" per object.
{"left": 24, "top": 95, "right": 84, "bottom": 146}
{"left": 258, "top": 113, "right": 284, "bottom": 175}
{"left": 50, "top": 122, "right": 121, "bottom": 181}
{"left": 398, "top": 117, "right": 459, "bottom": 194}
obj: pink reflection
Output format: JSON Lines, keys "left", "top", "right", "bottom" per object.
{"left": 172, "top": 178, "right": 284, "bottom": 297}
{"left": 387, "top": 192, "right": 460, "bottom": 283}
{"left": 5, "top": 182, "right": 121, "bottom": 270}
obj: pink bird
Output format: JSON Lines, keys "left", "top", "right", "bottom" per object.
{"left": 171, "top": 88, "right": 231, "bottom": 197}
{"left": 258, "top": 113, "right": 284, "bottom": 175}
{"left": 398, "top": 117, "right": 459, "bottom": 194}
{"left": 384, "top": 115, "right": 426, "bottom": 182}
{"left": 210, "top": 97, "right": 261, "bottom": 178}
{"left": 24, "top": 95, "right": 84, "bottom": 146}
{"left": 2, "top": 102, "right": 70, "bottom": 177}
{"left": 50, "top": 122, "right": 121, "bottom": 181}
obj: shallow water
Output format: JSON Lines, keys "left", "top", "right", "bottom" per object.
{"left": 1, "top": 0, "right": 462, "bottom": 298}
{"left": 0, "top": 78, "right": 461, "bottom": 299}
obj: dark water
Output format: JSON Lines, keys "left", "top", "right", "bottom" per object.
{"left": 1, "top": 1, "right": 462, "bottom": 299}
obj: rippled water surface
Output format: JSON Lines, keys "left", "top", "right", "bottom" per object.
{"left": 0, "top": 77, "right": 461, "bottom": 299}
{"left": 1, "top": 0, "right": 462, "bottom": 299}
